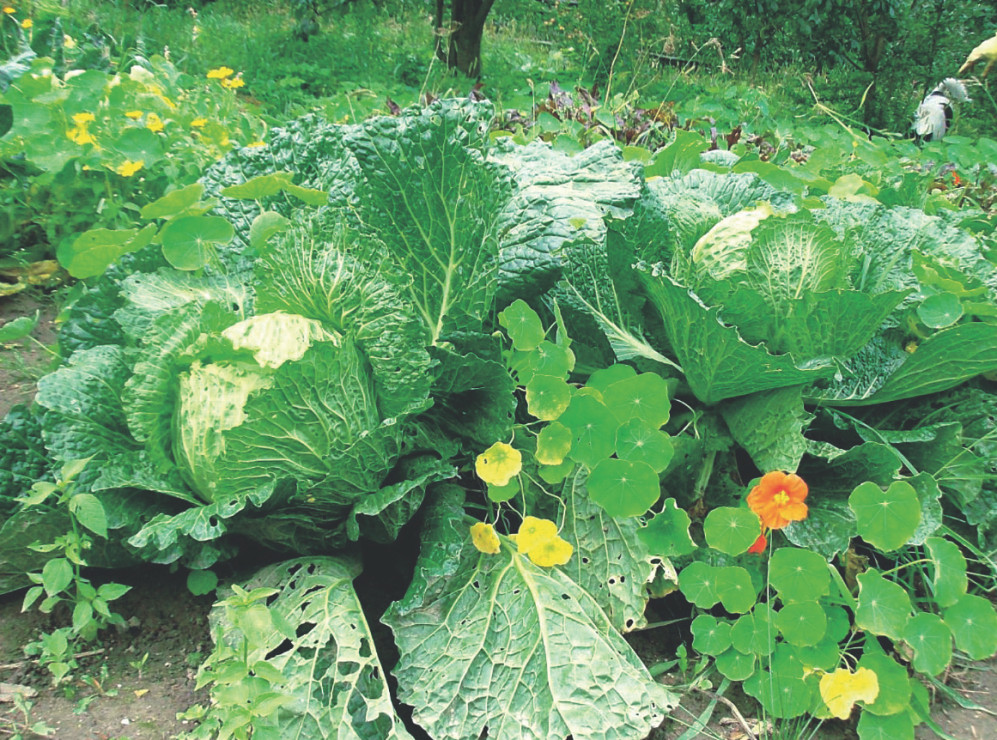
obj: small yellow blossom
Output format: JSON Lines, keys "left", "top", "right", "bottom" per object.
{"left": 206, "top": 66, "right": 234, "bottom": 79}
{"left": 221, "top": 76, "right": 245, "bottom": 90}
{"left": 246, "top": 140, "right": 266, "bottom": 148}
{"left": 190, "top": 117, "right": 207, "bottom": 128}
{"left": 526, "top": 536, "right": 573, "bottom": 567}
{"left": 145, "top": 112, "right": 164, "bottom": 133}
{"left": 72, "top": 112, "right": 96, "bottom": 125}
{"left": 3, "top": 7, "right": 15, "bottom": 14}
{"left": 470, "top": 522, "right": 501, "bottom": 555}
{"left": 63, "top": 34, "right": 75, "bottom": 49}
{"left": 515, "top": 516, "right": 572, "bottom": 567}
{"left": 115, "top": 160, "right": 144, "bottom": 177}
{"left": 124, "top": 110, "right": 143, "bottom": 120}
{"left": 475, "top": 442, "right": 522, "bottom": 487}
{"left": 20, "top": 17, "right": 30, "bottom": 28}
{"left": 67, "top": 127, "right": 95, "bottom": 145}
{"left": 819, "top": 667, "right": 879, "bottom": 720}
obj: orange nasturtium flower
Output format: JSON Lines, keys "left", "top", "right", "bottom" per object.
{"left": 206, "top": 66, "right": 234, "bottom": 79}
{"left": 746, "top": 471, "right": 808, "bottom": 530}
{"left": 470, "top": 522, "right": 501, "bottom": 555}
{"left": 747, "top": 531, "right": 767, "bottom": 554}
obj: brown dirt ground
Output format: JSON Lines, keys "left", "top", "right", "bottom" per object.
{"left": 2, "top": 291, "right": 997, "bottom": 739}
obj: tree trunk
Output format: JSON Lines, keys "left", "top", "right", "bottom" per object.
{"left": 435, "top": 0, "right": 496, "bottom": 77}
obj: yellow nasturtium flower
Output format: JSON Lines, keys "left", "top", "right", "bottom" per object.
{"left": 124, "top": 110, "right": 143, "bottom": 120}
{"left": 475, "top": 442, "right": 522, "bottom": 487}
{"left": 20, "top": 17, "right": 30, "bottom": 28}
{"left": 190, "top": 117, "right": 207, "bottom": 128}
{"left": 516, "top": 516, "right": 572, "bottom": 567}
{"left": 2, "top": 7, "right": 15, "bottom": 15}
{"left": 221, "top": 76, "right": 245, "bottom": 89}
{"left": 66, "top": 113, "right": 96, "bottom": 145}
{"left": 470, "top": 522, "right": 501, "bottom": 555}
{"left": 72, "top": 112, "right": 96, "bottom": 125}
{"left": 206, "top": 66, "right": 234, "bottom": 79}
{"left": 247, "top": 140, "right": 266, "bottom": 148}
{"left": 819, "top": 667, "right": 879, "bottom": 720}
{"left": 145, "top": 113, "right": 164, "bottom": 133}
{"left": 115, "top": 160, "right": 143, "bottom": 177}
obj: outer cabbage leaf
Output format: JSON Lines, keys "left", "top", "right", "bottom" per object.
{"left": 208, "top": 557, "right": 413, "bottom": 740}
{"left": 650, "top": 169, "right": 795, "bottom": 218}
{"left": 0, "top": 405, "right": 53, "bottom": 513}
{"left": 639, "top": 269, "right": 833, "bottom": 404}
{"left": 721, "top": 387, "right": 812, "bottom": 473}
{"left": 384, "top": 485, "right": 677, "bottom": 740}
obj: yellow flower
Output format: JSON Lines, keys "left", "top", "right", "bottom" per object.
{"left": 221, "top": 76, "right": 245, "bottom": 89}
{"left": 145, "top": 112, "right": 164, "bottom": 133}
{"left": 3, "top": 7, "right": 15, "bottom": 14}
{"left": 475, "top": 442, "right": 522, "bottom": 487}
{"left": 526, "top": 536, "right": 573, "bottom": 567}
{"left": 63, "top": 34, "right": 75, "bottom": 49}
{"left": 516, "top": 516, "right": 558, "bottom": 554}
{"left": 67, "top": 113, "right": 96, "bottom": 145}
{"left": 206, "top": 66, "right": 234, "bottom": 79}
{"left": 819, "top": 667, "right": 879, "bottom": 720}
{"left": 72, "top": 112, "right": 96, "bottom": 125}
{"left": 190, "top": 118, "right": 207, "bottom": 128}
{"left": 20, "top": 17, "right": 30, "bottom": 28}
{"left": 246, "top": 140, "right": 266, "bottom": 148}
{"left": 115, "top": 160, "right": 144, "bottom": 177}
{"left": 124, "top": 110, "right": 143, "bottom": 120}
{"left": 470, "top": 522, "right": 501, "bottom": 555}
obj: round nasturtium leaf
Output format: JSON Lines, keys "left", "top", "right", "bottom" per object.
{"left": 220, "top": 171, "right": 293, "bottom": 199}
{"left": 744, "top": 668, "right": 811, "bottom": 719}
{"left": 526, "top": 374, "right": 573, "bottom": 421}
{"left": 926, "top": 536, "right": 968, "bottom": 608}
{"left": 849, "top": 480, "right": 921, "bottom": 552}
{"left": 615, "top": 419, "right": 674, "bottom": 473}
{"left": 678, "top": 561, "right": 719, "bottom": 609}
{"left": 730, "top": 605, "right": 776, "bottom": 656}
{"left": 691, "top": 614, "right": 732, "bottom": 655}
{"left": 498, "top": 299, "right": 545, "bottom": 351}
{"left": 714, "top": 565, "right": 756, "bottom": 614}
{"left": 715, "top": 648, "right": 756, "bottom": 681}
{"left": 586, "top": 363, "right": 637, "bottom": 392}
{"left": 560, "top": 394, "right": 619, "bottom": 468}
{"left": 768, "top": 547, "right": 830, "bottom": 603}
{"left": 824, "top": 605, "right": 851, "bottom": 643}
{"left": 160, "top": 215, "right": 235, "bottom": 271}
{"left": 903, "top": 612, "right": 952, "bottom": 676}
{"left": 944, "top": 593, "right": 997, "bottom": 660}
{"left": 535, "top": 422, "right": 572, "bottom": 465}
{"left": 530, "top": 340, "right": 575, "bottom": 379}
{"left": 857, "top": 709, "right": 915, "bottom": 740}
{"left": 141, "top": 182, "right": 205, "bottom": 220}
{"left": 601, "top": 373, "right": 672, "bottom": 428}
{"left": 638, "top": 498, "right": 696, "bottom": 558}
{"left": 113, "top": 126, "right": 164, "bottom": 166}
{"left": 586, "top": 458, "right": 660, "bottom": 518}
{"left": 802, "top": 635, "right": 845, "bottom": 672}
{"left": 703, "top": 507, "right": 764, "bottom": 556}
{"left": 487, "top": 479, "right": 519, "bottom": 503}
{"left": 855, "top": 570, "right": 913, "bottom": 641}
{"left": 857, "top": 648, "right": 911, "bottom": 716}
{"left": 917, "top": 292, "right": 964, "bottom": 329}
{"left": 538, "top": 459, "right": 574, "bottom": 485}
{"left": 774, "top": 601, "right": 827, "bottom": 647}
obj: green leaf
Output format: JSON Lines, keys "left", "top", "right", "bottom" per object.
{"left": 703, "top": 507, "right": 762, "bottom": 556}
{"left": 640, "top": 272, "right": 833, "bottom": 404}
{"left": 68, "top": 493, "right": 107, "bottom": 538}
{"left": 678, "top": 560, "right": 720, "bottom": 609}
{"left": 918, "top": 292, "right": 963, "bottom": 328}
{"left": 282, "top": 181, "right": 328, "bottom": 206}
{"left": 41, "top": 557, "right": 73, "bottom": 597}
{"left": 691, "top": 614, "right": 732, "bottom": 655}
{"left": 713, "top": 566, "right": 756, "bottom": 613}
{"left": 0, "top": 312, "right": 39, "bottom": 343}
{"left": 855, "top": 570, "right": 912, "bottom": 641}
{"left": 140, "top": 183, "right": 205, "bottom": 220}
{"left": 768, "top": 547, "right": 830, "bottom": 603}
{"left": 220, "top": 171, "right": 294, "bottom": 199}
{"left": 775, "top": 601, "right": 827, "bottom": 647}
{"left": 730, "top": 605, "right": 777, "bottom": 656}
{"left": 638, "top": 498, "right": 696, "bottom": 558}
{"left": 857, "top": 645, "right": 911, "bottom": 716}
{"left": 499, "top": 299, "right": 545, "bottom": 351}
{"left": 849, "top": 480, "right": 921, "bottom": 551}
{"left": 615, "top": 419, "right": 673, "bottom": 473}
{"left": 560, "top": 394, "right": 618, "bottom": 468}
{"left": 160, "top": 216, "right": 235, "bottom": 271}
{"left": 600, "top": 372, "right": 672, "bottom": 428}
{"left": 384, "top": 487, "right": 677, "bottom": 740}
{"left": 187, "top": 569, "right": 218, "bottom": 596}
{"left": 646, "top": 129, "right": 709, "bottom": 177}
{"left": 526, "top": 375, "right": 573, "bottom": 421}
{"left": 857, "top": 710, "right": 914, "bottom": 740}
{"left": 58, "top": 224, "right": 157, "bottom": 279}
{"left": 715, "top": 648, "right": 756, "bottom": 680}
{"left": 587, "top": 364, "right": 637, "bottom": 392}
{"left": 586, "top": 458, "right": 660, "bottom": 517}
{"left": 743, "top": 668, "right": 812, "bottom": 719}
{"left": 903, "top": 612, "right": 952, "bottom": 676}
{"left": 943, "top": 594, "right": 997, "bottom": 659}
{"left": 529, "top": 340, "right": 575, "bottom": 379}
{"left": 248, "top": 211, "right": 290, "bottom": 252}
{"left": 535, "top": 422, "right": 572, "bottom": 466}
{"left": 213, "top": 557, "right": 413, "bottom": 738}
{"left": 720, "top": 387, "right": 812, "bottom": 473}
{"left": 926, "top": 536, "right": 967, "bottom": 608}
{"left": 112, "top": 127, "right": 163, "bottom": 166}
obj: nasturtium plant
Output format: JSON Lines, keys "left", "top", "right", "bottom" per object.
{"left": 849, "top": 480, "right": 922, "bottom": 551}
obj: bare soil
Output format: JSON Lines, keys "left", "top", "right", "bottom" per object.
{"left": 2, "top": 291, "right": 997, "bottom": 740}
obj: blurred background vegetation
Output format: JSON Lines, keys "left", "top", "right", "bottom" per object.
{"left": 9, "top": 0, "right": 996, "bottom": 137}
